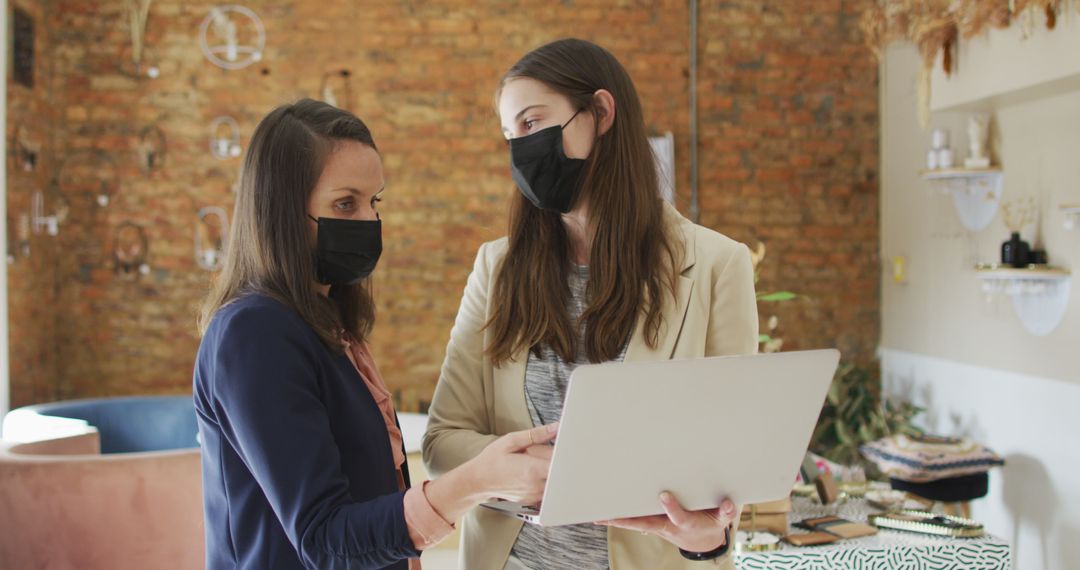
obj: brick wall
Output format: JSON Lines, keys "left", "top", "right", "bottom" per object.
{"left": 6, "top": 0, "right": 879, "bottom": 410}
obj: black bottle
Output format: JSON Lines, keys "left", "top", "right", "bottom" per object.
{"left": 1001, "top": 232, "right": 1030, "bottom": 267}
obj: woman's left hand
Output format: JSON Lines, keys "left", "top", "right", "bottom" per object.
{"left": 596, "top": 493, "right": 737, "bottom": 554}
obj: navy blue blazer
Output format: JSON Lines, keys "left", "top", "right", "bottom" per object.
{"left": 194, "top": 293, "right": 416, "bottom": 570}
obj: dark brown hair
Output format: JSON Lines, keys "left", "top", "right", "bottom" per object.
{"left": 198, "top": 99, "right": 377, "bottom": 349}
{"left": 487, "top": 39, "right": 681, "bottom": 365}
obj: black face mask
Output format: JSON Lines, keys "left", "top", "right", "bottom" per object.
{"left": 309, "top": 215, "right": 382, "bottom": 286}
{"left": 509, "top": 109, "right": 586, "bottom": 213}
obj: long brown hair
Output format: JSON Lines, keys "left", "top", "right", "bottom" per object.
{"left": 198, "top": 99, "right": 377, "bottom": 349}
{"left": 487, "top": 39, "right": 681, "bottom": 366}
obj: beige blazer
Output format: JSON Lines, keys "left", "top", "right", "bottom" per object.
{"left": 423, "top": 203, "right": 759, "bottom": 569}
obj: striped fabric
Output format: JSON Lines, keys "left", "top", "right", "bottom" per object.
{"left": 860, "top": 434, "right": 1004, "bottom": 482}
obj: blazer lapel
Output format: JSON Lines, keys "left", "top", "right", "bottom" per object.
{"left": 623, "top": 274, "right": 694, "bottom": 363}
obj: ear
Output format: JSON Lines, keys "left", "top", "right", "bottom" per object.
{"left": 592, "top": 89, "right": 616, "bottom": 136}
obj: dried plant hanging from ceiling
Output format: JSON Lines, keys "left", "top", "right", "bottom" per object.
{"left": 861, "top": 0, "right": 1079, "bottom": 126}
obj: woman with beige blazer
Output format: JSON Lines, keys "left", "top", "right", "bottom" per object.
{"left": 423, "top": 39, "right": 759, "bottom": 570}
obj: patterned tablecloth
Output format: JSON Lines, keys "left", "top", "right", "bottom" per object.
{"left": 735, "top": 497, "right": 1011, "bottom": 570}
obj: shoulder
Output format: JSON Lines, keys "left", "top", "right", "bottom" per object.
{"left": 662, "top": 202, "right": 750, "bottom": 274}
{"left": 204, "top": 293, "right": 319, "bottom": 350}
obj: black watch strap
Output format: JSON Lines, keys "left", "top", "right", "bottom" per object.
{"left": 679, "top": 526, "right": 732, "bottom": 561}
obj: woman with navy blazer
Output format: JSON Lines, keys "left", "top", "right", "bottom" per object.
{"left": 193, "top": 99, "right": 557, "bottom": 570}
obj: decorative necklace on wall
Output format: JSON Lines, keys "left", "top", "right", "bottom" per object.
{"left": 113, "top": 221, "right": 151, "bottom": 280}
{"left": 209, "top": 116, "right": 242, "bottom": 159}
{"left": 122, "top": 0, "right": 159, "bottom": 78}
{"left": 200, "top": 5, "right": 265, "bottom": 71}
{"left": 55, "top": 150, "right": 118, "bottom": 208}
{"left": 195, "top": 206, "right": 229, "bottom": 271}
{"left": 137, "top": 123, "right": 167, "bottom": 174}
{"left": 10, "top": 123, "right": 41, "bottom": 173}
{"left": 320, "top": 69, "right": 353, "bottom": 111}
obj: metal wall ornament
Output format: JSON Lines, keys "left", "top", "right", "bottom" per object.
{"left": 195, "top": 206, "right": 230, "bottom": 271}
{"left": 137, "top": 124, "right": 167, "bottom": 173}
{"left": 320, "top": 69, "right": 353, "bottom": 111}
{"left": 113, "top": 222, "right": 151, "bottom": 280}
{"left": 210, "top": 116, "right": 243, "bottom": 160}
{"left": 199, "top": 5, "right": 265, "bottom": 71}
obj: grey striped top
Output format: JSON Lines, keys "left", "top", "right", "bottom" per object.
{"left": 507, "top": 263, "right": 628, "bottom": 570}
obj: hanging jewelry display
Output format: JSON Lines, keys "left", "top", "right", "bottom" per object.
{"left": 210, "top": 116, "right": 243, "bottom": 159}
{"left": 137, "top": 124, "right": 167, "bottom": 173}
{"left": 10, "top": 123, "right": 40, "bottom": 172}
{"left": 122, "top": 0, "right": 160, "bottom": 78}
{"left": 55, "top": 150, "right": 119, "bottom": 208}
{"left": 195, "top": 206, "right": 229, "bottom": 271}
{"left": 113, "top": 222, "right": 151, "bottom": 280}
{"left": 319, "top": 69, "right": 353, "bottom": 111}
{"left": 31, "top": 189, "right": 67, "bottom": 236}
{"left": 199, "top": 5, "right": 265, "bottom": 71}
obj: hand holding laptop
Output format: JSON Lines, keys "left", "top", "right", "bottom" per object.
{"left": 597, "top": 492, "right": 737, "bottom": 554}
{"left": 469, "top": 422, "right": 559, "bottom": 505}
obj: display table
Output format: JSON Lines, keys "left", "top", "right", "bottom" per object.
{"left": 736, "top": 497, "right": 1011, "bottom": 570}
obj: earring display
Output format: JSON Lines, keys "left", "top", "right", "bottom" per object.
{"left": 137, "top": 124, "right": 167, "bottom": 173}
{"left": 113, "top": 222, "right": 151, "bottom": 280}
{"left": 210, "top": 116, "right": 243, "bottom": 159}
{"left": 195, "top": 206, "right": 229, "bottom": 271}
{"left": 200, "top": 5, "right": 265, "bottom": 71}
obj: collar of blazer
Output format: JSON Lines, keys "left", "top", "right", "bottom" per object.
{"left": 492, "top": 202, "right": 698, "bottom": 433}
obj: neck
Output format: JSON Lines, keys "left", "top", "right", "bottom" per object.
{"left": 561, "top": 203, "right": 590, "bottom": 265}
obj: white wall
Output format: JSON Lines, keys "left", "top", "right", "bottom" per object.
{"left": 1, "top": 0, "right": 11, "bottom": 419}
{"left": 881, "top": 349, "right": 1080, "bottom": 570}
{"left": 881, "top": 19, "right": 1080, "bottom": 570}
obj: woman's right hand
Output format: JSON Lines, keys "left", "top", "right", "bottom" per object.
{"left": 471, "top": 423, "right": 558, "bottom": 505}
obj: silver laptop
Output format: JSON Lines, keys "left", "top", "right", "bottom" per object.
{"left": 481, "top": 349, "right": 840, "bottom": 526}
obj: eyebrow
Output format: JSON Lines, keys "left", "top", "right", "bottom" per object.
{"left": 331, "top": 185, "right": 385, "bottom": 196}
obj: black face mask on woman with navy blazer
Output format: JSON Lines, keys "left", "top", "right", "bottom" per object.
{"left": 309, "top": 215, "right": 382, "bottom": 286}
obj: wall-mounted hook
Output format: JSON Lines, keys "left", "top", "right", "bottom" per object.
{"left": 210, "top": 116, "right": 242, "bottom": 159}
{"left": 195, "top": 206, "right": 229, "bottom": 271}
{"left": 113, "top": 222, "right": 151, "bottom": 280}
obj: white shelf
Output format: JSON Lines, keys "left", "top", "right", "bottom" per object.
{"left": 921, "top": 169, "right": 1004, "bottom": 232}
{"left": 976, "top": 266, "right": 1071, "bottom": 336}
{"left": 1062, "top": 204, "right": 1080, "bottom": 230}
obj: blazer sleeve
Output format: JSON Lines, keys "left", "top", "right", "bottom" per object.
{"left": 422, "top": 241, "right": 501, "bottom": 478}
{"left": 209, "top": 306, "right": 418, "bottom": 569}
{"left": 705, "top": 241, "right": 760, "bottom": 357}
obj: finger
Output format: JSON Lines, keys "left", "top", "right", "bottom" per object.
{"left": 659, "top": 492, "right": 690, "bottom": 527}
{"left": 523, "top": 444, "right": 554, "bottom": 460}
{"left": 715, "top": 499, "right": 738, "bottom": 526}
{"left": 501, "top": 423, "right": 559, "bottom": 452}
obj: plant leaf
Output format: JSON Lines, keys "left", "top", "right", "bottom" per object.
{"left": 758, "top": 291, "right": 797, "bottom": 302}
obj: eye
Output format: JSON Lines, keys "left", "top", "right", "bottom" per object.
{"left": 524, "top": 119, "right": 538, "bottom": 131}
{"left": 333, "top": 198, "right": 356, "bottom": 213}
